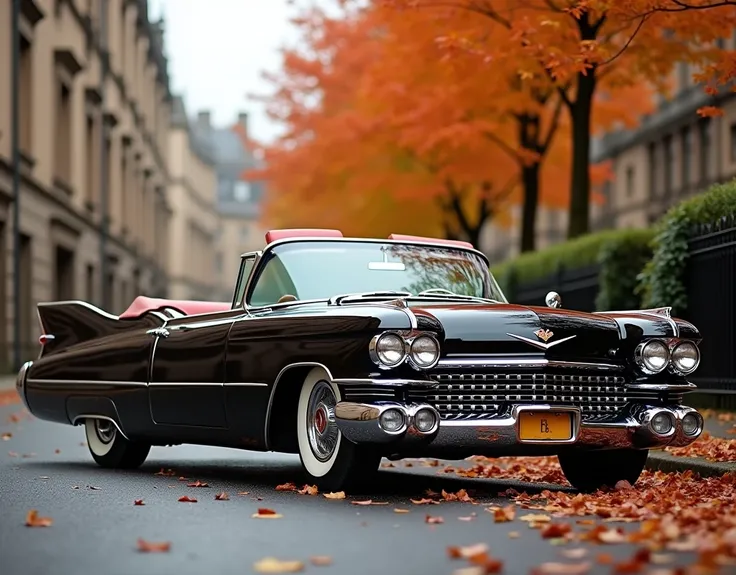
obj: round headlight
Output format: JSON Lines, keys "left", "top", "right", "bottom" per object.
{"left": 681, "top": 412, "right": 702, "bottom": 436}
{"left": 373, "top": 333, "right": 406, "bottom": 367}
{"left": 409, "top": 335, "right": 440, "bottom": 369}
{"left": 635, "top": 339, "right": 670, "bottom": 374}
{"left": 650, "top": 411, "right": 674, "bottom": 435}
{"left": 671, "top": 341, "right": 700, "bottom": 375}
{"left": 379, "top": 408, "right": 406, "bottom": 433}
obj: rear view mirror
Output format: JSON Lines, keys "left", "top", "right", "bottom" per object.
{"left": 368, "top": 262, "right": 406, "bottom": 271}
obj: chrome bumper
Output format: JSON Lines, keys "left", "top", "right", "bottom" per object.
{"left": 16, "top": 360, "right": 32, "bottom": 412}
{"left": 334, "top": 401, "right": 704, "bottom": 456}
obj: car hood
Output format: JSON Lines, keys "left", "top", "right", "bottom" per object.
{"left": 405, "top": 302, "right": 685, "bottom": 363}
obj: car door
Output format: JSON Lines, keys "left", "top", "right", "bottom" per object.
{"left": 148, "top": 310, "right": 242, "bottom": 428}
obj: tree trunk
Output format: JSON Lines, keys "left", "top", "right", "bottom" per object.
{"left": 520, "top": 162, "right": 540, "bottom": 252}
{"left": 566, "top": 75, "right": 597, "bottom": 239}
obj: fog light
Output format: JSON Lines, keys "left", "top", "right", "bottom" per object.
{"left": 414, "top": 408, "right": 437, "bottom": 433}
{"left": 379, "top": 409, "right": 405, "bottom": 433}
{"left": 681, "top": 413, "right": 701, "bottom": 436}
{"left": 651, "top": 412, "right": 674, "bottom": 435}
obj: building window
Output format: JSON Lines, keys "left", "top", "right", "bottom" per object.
{"left": 625, "top": 167, "right": 635, "bottom": 197}
{"left": 647, "top": 143, "right": 657, "bottom": 196}
{"left": 663, "top": 135, "right": 674, "bottom": 196}
{"left": 730, "top": 122, "right": 736, "bottom": 162}
{"left": 55, "top": 82, "right": 72, "bottom": 183}
{"left": 218, "top": 178, "right": 232, "bottom": 200}
{"left": 681, "top": 126, "right": 691, "bottom": 190}
{"left": 698, "top": 118, "right": 711, "bottom": 182}
{"left": 86, "top": 264, "right": 95, "bottom": 304}
{"left": 85, "top": 116, "right": 96, "bottom": 206}
{"left": 19, "top": 36, "right": 32, "bottom": 153}
{"left": 234, "top": 181, "right": 252, "bottom": 202}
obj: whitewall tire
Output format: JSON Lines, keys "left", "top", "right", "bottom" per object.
{"left": 296, "top": 368, "right": 380, "bottom": 491}
{"left": 84, "top": 418, "right": 151, "bottom": 469}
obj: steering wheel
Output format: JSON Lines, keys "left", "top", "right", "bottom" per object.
{"left": 277, "top": 294, "right": 298, "bottom": 303}
{"left": 418, "top": 288, "right": 457, "bottom": 296}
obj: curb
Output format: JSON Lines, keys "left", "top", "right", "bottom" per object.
{"left": 646, "top": 450, "right": 736, "bottom": 478}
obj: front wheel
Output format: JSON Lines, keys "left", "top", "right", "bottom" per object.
{"left": 558, "top": 448, "right": 649, "bottom": 492}
{"left": 85, "top": 418, "right": 151, "bottom": 469}
{"left": 296, "top": 369, "right": 381, "bottom": 492}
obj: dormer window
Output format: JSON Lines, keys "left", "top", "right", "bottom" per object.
{"left": 234, "top": 181, "right": 251, "bottom": 202}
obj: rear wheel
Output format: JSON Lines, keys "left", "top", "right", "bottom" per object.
{"left": 296, "top": 369, "right": 380, "bottom": 492}
{"left": 558, "top": 448, "right": 649, "bottom": 492}
{"left": 85, "top": 418, "right": 151, "bottom": 469}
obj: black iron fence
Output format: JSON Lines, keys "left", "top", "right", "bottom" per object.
{"left": 683, "top": 216, "right": 736, "bottom": 404}
{"left": 502, "top": 218, "right": 736, "bottom": 404}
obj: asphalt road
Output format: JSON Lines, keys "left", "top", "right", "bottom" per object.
{"left": 0, "top": 401, "right": 701, "bottom": 575}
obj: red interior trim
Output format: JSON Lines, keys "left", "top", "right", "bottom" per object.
{"left": 265, "top": 229, "right": 343, "bottom": 244}
{"left": 388, "top": 234, "right": 474, "bottom": 250}
{"left": 119, "top": 296, "right": 231, "bottom": 319}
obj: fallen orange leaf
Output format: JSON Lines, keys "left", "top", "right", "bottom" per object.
{"left": 323, "top": 491, "right": 346, "bottom": 500}
{"left": 309, "top": 556, "right": 332, "bottom": 566}
{"left": 136, "top": 538, "right": 171, "bottom": 553}
{"left": 425, "top": 514, "right": 444, "bottom": 524}
{"left": 133, "top": 499, "right": 145, "bottom": 506}
{"left": 215, "top": 492, "right": 229, "bottom": 500}
{"left": 25, "top": 510, "right": 52, "bottom": 527}
{"left": 253, "top": 557, "right": 305, "bottom": 573}
{"left": 187, "top": 480, "right": 209, "bottom": 488}
{"left": 252, "top": 508, "right": 283, "bottom": 519}
{"left": 178, "top": 495, "right": 197, "bottom": 503}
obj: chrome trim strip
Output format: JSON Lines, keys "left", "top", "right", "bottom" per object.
{"left": 168, "top": 318, "right": 240, "bottom": 331}
{"left": 26, "top": 379, "right": 148, "bottom": 386}
{"left": 148, "top": 382, "right": 224, "bottom": 386}
{"left": 264, "top": 362, "right": 336, "bottom": 450}
{"left": 436, "top": 358, "right": 623, "bottom": 370}
{"left": 333, "top": 377, "right": 435, "bottom": 386}
{"left": 226, "top": 382, "right": 268, "bottom": 387}
{"left": 506, "top": 333, "right": 577, "bottom": 351}
{"left": 37, "top": 299, "right": 120, "bottom": 320}
{"left": 597, "top": 307, "right": 679, "bottom": 337}
{"left": 16, "top": 361, "right": 32, "bottom": 411}
{"left": 71, "top": 414, "right": 130, "bottom": 440}
{"left": 627, "top": 382, "right": 697, "bottom": 392}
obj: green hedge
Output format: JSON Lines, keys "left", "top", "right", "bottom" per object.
{"left": 491, "top": 228, "right": 655, "bottom": 311}
{"left": 637, "top": 178, "right": 736, "bottom": 314}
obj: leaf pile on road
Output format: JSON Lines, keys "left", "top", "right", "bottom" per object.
{"left": 447, "top": 455, "right": 570, "bottom": 485}
{"left": 666, "top": 432, "right": 736, "bottom": 462}
{"left": 503, "top": 470, "right": 736, "bottom": 572}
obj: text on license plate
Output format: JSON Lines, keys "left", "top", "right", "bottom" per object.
{"left": 518, "top": 411, "right": 573, "bottom": 441}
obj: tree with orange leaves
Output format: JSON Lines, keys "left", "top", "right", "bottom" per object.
{"left": 252, "top": 2, "right": 579, "bottom": 250}
{"left": 386, "top": 0, "right": 736, "bottom": 238}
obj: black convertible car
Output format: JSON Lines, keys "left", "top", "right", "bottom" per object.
{"left": 17, "top": 229, "right": 704, "bottom": 491}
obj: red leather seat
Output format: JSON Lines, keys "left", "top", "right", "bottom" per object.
{"left": 119, "top": 296, "right": 231, "bottom": 319}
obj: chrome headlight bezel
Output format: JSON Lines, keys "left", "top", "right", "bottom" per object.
{"left": 669, "top": 340, "right": 700, "bottom": 375}
{"left": 407, "top": 334, "right": 441, "bottom": 370}
{"left": 369, "top": 332, "right": 408, "bottom": 369}
{"left": 634, "top": 339, "right": 670, "bottom": 375}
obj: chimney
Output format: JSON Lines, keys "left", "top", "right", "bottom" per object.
{"left": 197, "top": 111, "right": 211, "bottom": 131}
{"left": 237, "top": 112, "right": 248, "bottom": 136}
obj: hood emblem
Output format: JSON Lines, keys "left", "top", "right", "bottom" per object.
{"left": 506, "top": 330, "right": 577, "bottom": 351}
{"left": 535, "top": 329, "right": 554, "bottom": 342}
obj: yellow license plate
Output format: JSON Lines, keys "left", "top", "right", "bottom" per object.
{"left": 518, "top": 411, "right": 573, "bottom": 441}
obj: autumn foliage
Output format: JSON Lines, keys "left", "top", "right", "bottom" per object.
{"left": 251, "top": 0, "right": 736, "bottom": 250}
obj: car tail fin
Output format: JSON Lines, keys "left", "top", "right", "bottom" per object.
{"left": 36, "top": 301, "right": 122, "bottom": 357}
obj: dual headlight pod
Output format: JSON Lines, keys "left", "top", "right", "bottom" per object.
{"left": 369, "top": 331, "right": 441, "bottom": 370}
{"left": 634, "top": 339, "right": 700, "bottom": 376}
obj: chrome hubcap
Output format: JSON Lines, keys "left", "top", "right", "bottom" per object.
{"left": 306, "top": 381, "right": 338, "bottom": 462}
{"left": 94, "top": 419, "right": 116, "bottom": 444}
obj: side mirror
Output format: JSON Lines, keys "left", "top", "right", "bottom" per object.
{"left": 545, "top": 291, "right": 562, "bottom": 309}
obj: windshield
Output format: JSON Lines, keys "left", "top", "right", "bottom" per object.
{"left": 246, "top": 240, "right": 506, "bottom": 306}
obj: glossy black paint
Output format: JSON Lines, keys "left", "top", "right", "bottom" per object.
{"left": 23, "top": 292, "right": 701, "bottom": 453}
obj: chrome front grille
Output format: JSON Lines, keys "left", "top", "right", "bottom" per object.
{"left": 414, "top": 371, "right": 628, "bottom": 421}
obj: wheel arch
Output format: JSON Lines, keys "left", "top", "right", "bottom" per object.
{"left": 265, "top": 362, "right": 334, "bottom": 452}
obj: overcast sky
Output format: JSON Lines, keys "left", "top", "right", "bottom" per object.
{"left": 148, "top": 0, "right": 300, "bottom": 143}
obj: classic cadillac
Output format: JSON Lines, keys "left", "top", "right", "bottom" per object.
{"left": 17, "top": 229, "right": 704, "bottom": 492}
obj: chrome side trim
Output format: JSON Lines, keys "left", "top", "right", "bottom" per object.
{"left": 37, "top": 299, "right": 120, "bottom": 320}
{"left": 26, "top": 379, "right": 148, "bottom": 386}
{"left": 71, "top": 414, "right": 130, "bottom": 441}
{"left": 436, "top": 358, "right": 623, "bottom": 370}
{"left": 148, "top": 382, "right": 224, "bottom": 386}
{"left": 16, "top": 360, "right": 33, "bottom": 411}
{"left": 226, "top": 382, "right": 268, "bottom": 387}
{"left": 264, "top": 362, "right": 336, "bottom": 450}
{"left": 333, "top": 377, "right": 435, "bottom": 387}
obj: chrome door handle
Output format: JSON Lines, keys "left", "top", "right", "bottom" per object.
{"left": 146, "top": 327, "right": 170, "bottom": 338}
